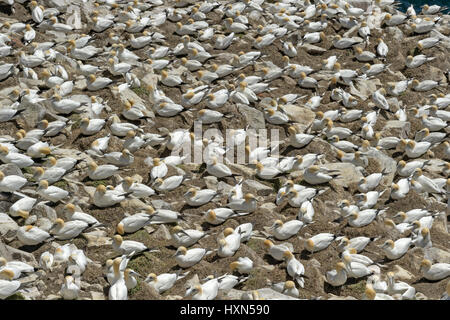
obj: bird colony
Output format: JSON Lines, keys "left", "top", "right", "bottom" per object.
{"left": 0, "top": 0, "right": 449, "bottom": 301}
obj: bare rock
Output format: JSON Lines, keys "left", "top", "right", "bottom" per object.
{"left": 120, "top": 198, "right": 148, "bottom": 211}
{"left": 386, "top": 26, "right": 404, "bottom": 42}
{"left": 237, "top": 104, "right": 265, "bottom": 129}
{"left": 16, "top": 103, "right": 46, "bottom": 128}
{"left": 248, "top": 288, "right": 300, "bottom": 300}
{"left": 0, "top": 212, "right": 18, "bottom": 238}
{"left": 366, "top": 148, "right": 397, "bottom": 186}
{"left": 217, "top": 181, "right": 233, "bottom": 195}
{"left": 243, "top": 179, "right": 273, "bottom": 196}
{"left": 91, "top": 291, "right": 105, "bottom": 300}
{"left": 415, "top": 292, "right": 428, "bottom": 300}
{"left": 0, "top": 242, "right": 38, "bottom": 267}
{"left": 282, "top": 104, "right": 315, "bottom": 128}
{"left": 19, "top": 273, "right": 39, "bottom": 286}
{"left": 227, "top": 163, "right": 255, "bottom": 177}
{"left": 151, "top": 200, "right": 172, "bottom": 210}
{"left": 35, "top": 217, "right": 53, "bottom": 231}
{"left": 309, "top": 258, "right": 321, "bottom": 268}
{"left": 0, "top": 163, "right": 23, "bottom": 177}
{"left": 33, "top": 203, "right": 58, "bottom": 221}
{"left": 382, "top": 120, "right": 410, "bottom": 138}
{"left": 21, "top": 286, "right": 41, "bottom": 300}
{"left": 153, "top": 224, "right": 171, "bottom": 241}
{"left": 322, "top": 163, "right": 364, "bottom": 187}
{"left": 424, "top": 247, "right": 450, "bottom": 264}
{"left": 392, "top": 265, "right": 414, "bottom": 281}
{"left": 328, "top": 294, "right": 358, "bottom": 300}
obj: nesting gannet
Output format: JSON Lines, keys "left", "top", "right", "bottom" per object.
{"left": 379, "top": 238, "right": 412, "bottom": 260}
{"left": 171, "top": 226, "right": 208, "bottom": 248}
{"left": 175, "top": 246, "right": 209, "bottom": 268}
{"left": 270, "top": 219, "right": 304, "bottom": 240}
{"left": 145, "top": 271, "right": 189, "bottom": 294}
{"left": 230, "top": 257, "right": 253, "bottom": 275}
{"left": 419, "top": 259, "right": 450, "bottom": 281}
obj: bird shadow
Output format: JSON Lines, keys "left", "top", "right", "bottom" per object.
{"left": 178, "top": 203, "right": 194, "bottom": 213}
{"left": 333, "top": 217, "right": 344, "bottom": 223}
{"left": 18, "top": 243, "right": 45, "bottom": 252}
{"left": 159, "top": 147, "right": 173, "bottom": 158}
{"left": 208, "top": 254, "right": 222, "bottom": 264}
{"left": 298, "top": 249, "right": 312, "bottom": 260}
{"left": 201, "top": 222, "right": 212, "bottom": 231}
{"left": 411, "top": 277, "right": 440, "bottom": 285}
{"left": 323, "top": 282, "right": 342, "bottom": 295}
{"left": 263, "top": 254, "right": 283, "bottom": 265}
{"left": 391, "top": 151, "right": 404, "bottom": 158}
{"left": 103, "top": 284, "right": 111, "bottom": 298}
{"left": 0, "top": 4, "right": 12, "bottom": 15}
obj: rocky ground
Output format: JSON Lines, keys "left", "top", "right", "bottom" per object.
{"left": 0, "top": 0, "right": 449, "bottom": 300}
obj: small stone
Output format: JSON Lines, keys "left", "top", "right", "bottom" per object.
{"left": 36, "top": 270, "right": 46, "bottom": 277}
{"left": 309, "top": 258, "right": 321, "bottom": 268}
{"left": 415, "top": 292, "right": 428, "bottom": 300}
{"left": 74, "top": 79, "right": 87, "bottom": 90}
{"left": 165, "top": 295, "right": 183, "bottom": 300}
{"left": 225, "top": 288, "right": 246, "bottom": 300}
{"left": 260, "top": 265, "right": 275, "bottom": 271}
{"left": 153, "top": 224, "right": 171, "bottom": 241}
{"left": 90, "top": 291, "right": 105, "bottom": 300}
{"left": 21, "top": 287, "right": 41, "bottom": 300}
{"left": 25, "top": 215, "right": 37, "bottom": 225}
{"left": 46, "top": 294, "right": 62, "bottom": 300}
{"left": 80, "top": 281, "right": 90, "bottom": 290}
